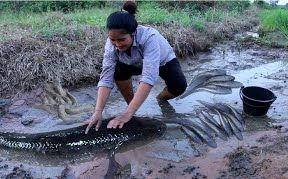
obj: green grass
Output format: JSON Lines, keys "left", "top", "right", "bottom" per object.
{"left": 138, "top": 2, "right": 242, "bottom": 31}
{"left": 258, "top": 9, "right": 288, "bottom": 38}
{"left": 138, "top": 2, "right": 192, "bottom": 26}
{"left": 0, "top": 8, "right": 115, "bottom": 37}
{"left": 0, "top": 2, "right": 250, "bottom": 36}
{"left": 67, "top": 8, "right": 114, "bottom": 26}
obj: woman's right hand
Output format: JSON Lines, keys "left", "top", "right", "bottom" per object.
{"left": 85, "top": 111, "right": 103, "bottom": 134}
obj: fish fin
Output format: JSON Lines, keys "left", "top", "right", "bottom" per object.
{"left": 104, "top": 154, "right": 123, "bottom": 179}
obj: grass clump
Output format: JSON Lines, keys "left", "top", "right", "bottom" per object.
{"left": 256, "top": 8, "right": 288, "bottom": 47}
{"left": 138, "top": 2, "right": 192, "bottom": 27}
{"left": 258, "top": 9, "right": 288, "bottom": 38}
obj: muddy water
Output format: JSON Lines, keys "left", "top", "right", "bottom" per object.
{"left": 1, "top": 40, "right": 288, "bottom": 178}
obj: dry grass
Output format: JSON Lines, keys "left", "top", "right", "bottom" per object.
{"left": 205, "top": 10, "right": 259, "bottom": 41}
{"left": 0, "top": 26, "right": 106, "bottom": 97}
{"left": 0, "top": 11, "right": 258, "bottom": 97}
{"left": 156, "top": 24, "right": 212, "bottom": 57}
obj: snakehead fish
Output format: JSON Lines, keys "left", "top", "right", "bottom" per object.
{"left": 0, "top": 117, "right": 166, "bottom": 154}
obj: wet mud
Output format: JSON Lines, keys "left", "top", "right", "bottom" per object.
{"left": 1, "top": 31, "right": 288, "bottom": 178}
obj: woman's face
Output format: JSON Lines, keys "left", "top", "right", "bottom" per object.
{"left": 108, "top": 30, "right": 133, "bottom": 52}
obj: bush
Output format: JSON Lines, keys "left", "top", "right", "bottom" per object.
{"left": 216, "top": 1, "right": 251, "bottom": 12}
{"left": 0, "top": 1, "right": 106, "bottom": 13}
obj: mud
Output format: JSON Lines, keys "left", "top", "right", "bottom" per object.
{"left": 1, "top": 30, "right": 288, "bottom": 178}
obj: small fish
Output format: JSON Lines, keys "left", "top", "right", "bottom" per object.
{"left": 196, "top": 69, "right": 227, "bottom": 77}
{"left": 203, "top": 75, "right": 235, "bottom": 85}
{"left": 197, "top": 100, "right": 230, "bottom": 114}
{"left": 223, "top": 112, "right": 244, "bottom": 132}
{"left": 197, "top": 101, "right": 245, "bottom": 140}
{"left": 199, "top": 112, "right": 228, "bottom": 141}
{"left": 177, "top": 69, "right": 227, "bottom": 99}
{"left": 222, "top": 114, "right": 243, "bottom": 140}
{"left": 212, "top": 102, "right": 245, "bottom": 126}
{"left": 177, "top": 75, "right": 212, "bottom": 99}
{"left": 178, "top": 117, "right": 214, "bottom": 139}
{"left": 215, "top": 110, "right": 233, "bottom": 136}
{"left": 195, "top": 85, "right": 232, "bottom": 94}
{"left": 201, "top": 110, "right": 221, "bottom": 128}
{"left": 209, "top": 81, "right": 243, "bottom": 88}
{"left": 177, "top": 117, "right": 217, "bottom": 148}
{"left": 225, "top": 104, "right": 245, "bottom": 125}
{"left": 189, "top": 121, "right": 217, "bottom": 148}
{"left": 180, "top": 126, "right": 202, "bottom": 144}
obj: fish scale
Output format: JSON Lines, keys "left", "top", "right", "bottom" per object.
{"left": 0, "top": 117, "right": 166, "bottom": 154}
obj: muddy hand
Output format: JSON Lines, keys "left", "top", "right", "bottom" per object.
{"left": 107, "top": 112, "right": 132, "bottom": 129}
{"left": 85, "top": 112, "right": 102, "bottom": 134}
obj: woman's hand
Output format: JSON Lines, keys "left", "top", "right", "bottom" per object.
{"left": 107, "top": 111, "right": 133, "bottom": 129}
{"left": 106, "top": 82, "right": 152, "bottom": 129}
{"left": 85, "top": 110, "right": 103, "bottom": 134}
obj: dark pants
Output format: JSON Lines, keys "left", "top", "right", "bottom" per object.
{"left": 114, "top": 58, "right": 187, "bottom": 96}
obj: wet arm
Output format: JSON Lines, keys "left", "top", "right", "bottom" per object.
{"left": 124, "top": 82, "right": 153, "bottom": 116}
{"left": 94, "top": 86, "right": 111, "bottom": 111}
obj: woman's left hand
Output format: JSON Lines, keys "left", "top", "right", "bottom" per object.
{"left": 107, "top": 111, "right": 133, "bottom": 129}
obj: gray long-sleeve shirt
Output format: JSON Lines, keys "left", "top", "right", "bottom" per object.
{"left": 97, "top": 25, "right": 176, "bottom": 89}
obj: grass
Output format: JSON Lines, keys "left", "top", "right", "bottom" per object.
{"left": 0, "top": 7, "right": 115, "bottom": 37}
{"left": 4, "top": 1, "right": 281, "bottom": 96}
{"left": 137, "top": 2, "right": 192, "bottom": 26}
{"left": 258, "top": 9, "right": 288, "bottom": 39}
{"left": 256, "top": 8, "right": 288, "bottom": 47}
{"left": 0, "top": 2, "right": 248, "bottom": 37}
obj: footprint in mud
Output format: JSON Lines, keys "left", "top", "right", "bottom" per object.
{"left": 6, "top": 165, "right": 33, "bottom": 179}
{"left": 158, "top": 163, "right": 175, "bottom": 174}
{"left": 182, "top": 165, "right": 207, "bottom": 179}
{"left": 218, "top": 147, "right": 258, "bottom": 178}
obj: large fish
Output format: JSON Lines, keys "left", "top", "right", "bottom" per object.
{"left": 0, "top": 117, "right": 166, "bottom": 154}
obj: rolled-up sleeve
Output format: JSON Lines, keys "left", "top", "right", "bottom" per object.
{"left": 140, "top": 35, "right": 160, "bottom": 86}
{"left": 97, "top": 39, "right": 117, "bottom": 89}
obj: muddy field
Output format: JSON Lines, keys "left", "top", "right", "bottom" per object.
{"left": 0, "top": 30, "right": 288, "bottom": 179}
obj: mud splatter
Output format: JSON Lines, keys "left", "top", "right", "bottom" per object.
{"left": 6, "top": 165, "right": 33, "bottom": 179}
{"left": 158, "top": 163, "right": 175, "bottom": 174}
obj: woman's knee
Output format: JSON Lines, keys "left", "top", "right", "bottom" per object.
{"left": 168, "top": 79, "right": 187, "bottom": 96}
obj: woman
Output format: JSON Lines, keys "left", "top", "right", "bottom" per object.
{"left": 85, "top": 1, "right": 187, "bottom": 133}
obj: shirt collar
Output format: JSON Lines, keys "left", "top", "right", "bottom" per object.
{"left": 132, "top": 31, "right": 137, "bottom": 47}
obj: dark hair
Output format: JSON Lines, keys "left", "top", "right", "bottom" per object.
{"left": 106, "top": 1, "right": 138, "bottom": 34}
